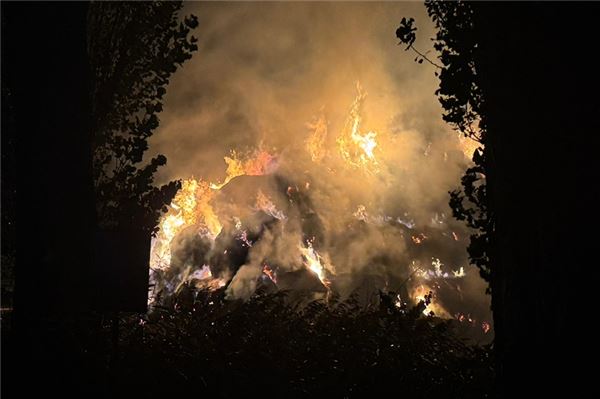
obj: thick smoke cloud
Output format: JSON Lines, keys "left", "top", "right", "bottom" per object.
{"left": 148, "top": 2, "right": 490, "bottom": 323}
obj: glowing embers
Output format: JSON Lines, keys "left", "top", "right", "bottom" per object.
{"left": 262, "top": 263, "right": 277, "bottom": 284}
{"left": 412, "top": 258, "right": 465, "bottom": 280}
{"left": 411, "top": 233, "right": 428, "bottom": 245}
{"left": 411, "top": 284, "right": 450, "bottom": 318}
{"left": 456, "top": 312, "right": 492, "bottom": 335}
{"left": 406, "top": 258, "right": 468, "bottom": 318}
{"left": 336, "top": 82, "right": 379, "bottom": 173}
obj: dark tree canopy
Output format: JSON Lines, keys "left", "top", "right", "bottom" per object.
{"left": 88, "top": 1, "right": 198, "bottom": 233}
{"left": 398, "top": 1, "right": 600, "bottom": 396}
{"left": 397, "top": 1, "right": 491, "bottom": 286}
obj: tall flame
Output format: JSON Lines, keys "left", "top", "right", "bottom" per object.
{"left": 337, "top": 82, "right": 379, "bottom": 173}
{"left": 150, "top": 179, "right": 201, "bottom": 270}
{"left": 299, "top": 240, "right": 331, "bottom": 287}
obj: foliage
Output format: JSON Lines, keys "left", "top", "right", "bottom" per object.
{"left": 113, "top": 289, "right": 493, "bottom": 397}
{"left": 87, "top": 1, "right": 198, "bottom": 233}
{"left": 2, "top": 289, "right": 493, "bottom": 397}
{"left": 397, "top": 1, "right": 493, "bottom": 286}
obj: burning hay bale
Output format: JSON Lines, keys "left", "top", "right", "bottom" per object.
{"left": 146, "top": 84, "right": 491, "bottom": 334}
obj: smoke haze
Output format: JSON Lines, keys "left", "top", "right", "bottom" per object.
{"left": 148, "top": 2, "right": 490, "bottom": 325}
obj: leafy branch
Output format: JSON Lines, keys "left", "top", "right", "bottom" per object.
{"left": 396, "top": 17, "right": 443, "bottom": 69}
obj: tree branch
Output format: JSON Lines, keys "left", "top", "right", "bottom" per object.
{"left": 407, "top": 44, "right": 443, "bottom": 69}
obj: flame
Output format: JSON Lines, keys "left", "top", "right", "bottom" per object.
{"left": 151, "top": 147, "right": 277, "bottom": 273}
{"left": 353, "top": 204, "right": 368, "bottom": 221}
{"left": 210, "top": 148, "right": 277, "bottom": 190}
{"left": 411, "top": 233, "right": 428, "bottom": 245}
{"left": 352, "top": 205, "right": 395, "bottom": 226}
{"left": 149, "top": 83, "right": 475, "bottom": 314}
{"left": 482, "top": 321, "right": 491, "bottom": 334}
{"left": 255, "top": 190, "right": 286, "bottom": 220}
{"left": 411, "top": 258, "right": 466, "bottom": 281}
{"left": 452, "top": 266, "right": 465, "bottom": 278}
{"left": 195, "top": 180, "right": 223, "bottom": 239}
{"left": 262, "top": 263, "right": 277, "bottom": 284}
{"left": 299, "top": 240, "right": 331, "bottom": 287}
{"left": 411, "top": 284, "right": 450, "bottom": 318}
{"left": 306, "top": 111, "right": 328, "bottom": 162}
{"left": 150, "top": 179, "right": 201, "bottom": 270}
{"left": 337, "top": 82, "right": 379, "bottom": 173}
{"left": 189, "top": 264, "right": 213, "bottom": 281}
{"left": 235, "top": 220, "right": 253, "bottom": 247}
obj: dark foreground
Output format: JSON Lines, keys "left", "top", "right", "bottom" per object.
{"left": 3, "top": 289, "right": 493, "bottom": 398}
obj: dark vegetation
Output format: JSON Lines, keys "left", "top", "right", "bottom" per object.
{"left": 398, "top": 0, "right": 600, "bottom": 396}
{"left": 397, "top": 0, "right": 491, "bottom": 288}
{"left": 89, "top": 1, "right": 198, "bottom": 233}
{"left": 8, "top": 290, "right": 492, "bottom": 398}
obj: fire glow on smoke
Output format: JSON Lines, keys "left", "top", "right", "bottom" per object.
{"left": 148, "top": 83, "right": 490, "bottom": 335}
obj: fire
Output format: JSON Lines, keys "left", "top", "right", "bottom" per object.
{"left": 299, "top": 240, "right": 331, "bottom": 287}
{"left": 306, "top": 111, "right": 328, "bottom": 162}
{"left": 148, "top": 82, "right": 479, "bottom": 321}
{"left": 151, "top": 147, "right": 277, "bottom": 273}
{"left": 411, "top": 233, "right": 428, "bottom": 244}
{"left": 255, "top": 190, "right": 286, "bottom": 220}
{"left": 262, "top": 264, "right": 277, "bottom": 284}
{"left": 190, "top": 264, "right": 213, "bottom": 280}
{"left": 336, "top": 82, "right": 379, "bottom": 173}
{"left": 455, "top": 313, "right": 493, "bottom": 335}
{"left": 353, "top": 204, "right": 368, "bottom": 221}
{"left": 411, "top": 284, "right": 450, "bottom": 318}
{"left": 194, "top": 180, "right": 222, "bottom": 239}
{"left": 412, "top": 258, "right": 466, "bottom": 281}
{"left": 482, "top": 321, "right": 491, "bottom": 334}
{"left": 210, "top": 148, "right": 277, "bottom": 190}
{"left": 150, "top": 179, "right": 202, "bottom": 270}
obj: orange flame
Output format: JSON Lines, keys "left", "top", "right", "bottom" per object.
{"left": 210, "top": 148, "right": 277, "bottom": 190}
{"left": 299, "top": 240, "right": 331, "bottom": 287}
{"left": 336, "top": 82, "right": 379, "bottom": 173}
{"left": 263, "top": 264, "right": 277, "bottom": 284}
{"left": 151, "top": 148, "right": 277, "bottom": 273}
{"left": 411, "top": 284, "right": 450, "bottom": 318}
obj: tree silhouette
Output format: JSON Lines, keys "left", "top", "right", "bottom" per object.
{"left": 88, "top": 1, "right": 198, "bottom": 233}
{"left": 398, "top": 1, "right": 600, "bottom": 396}
{"left": 397, "top": 1, "right": 493, "bottom": 286}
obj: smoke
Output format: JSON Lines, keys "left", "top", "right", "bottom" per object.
{"left": 148, "top": 2, "right": 491, "bottom": 323}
